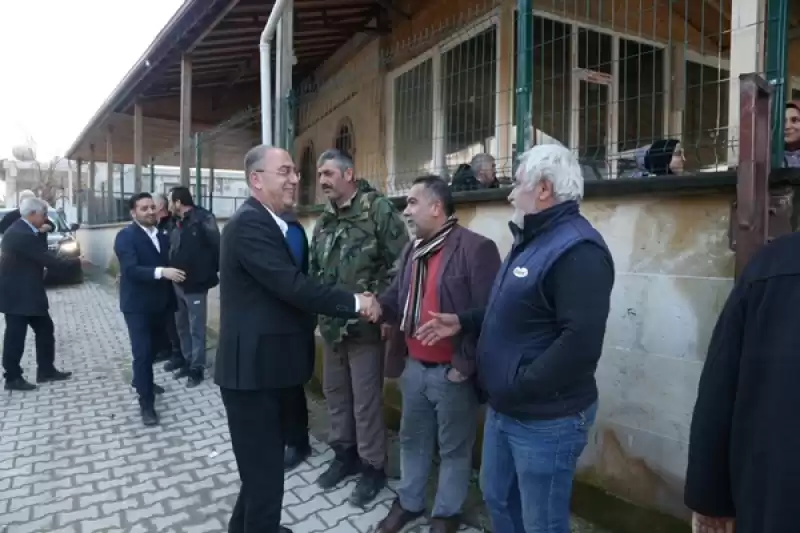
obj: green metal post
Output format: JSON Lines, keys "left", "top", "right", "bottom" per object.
{"left": 515, "top": 0, "right": 533, "bottom": 170}
{"left": 208, "top": 166, "right": 215, "bottom": 214}
{"left": 149, "top": 158, "right": 156, "bottom": 192}
{"left": 194, "top": 133, "right": 203, "bottom": 207}
{"left": 766, "top": 0, "right": 789, "bottom": 168}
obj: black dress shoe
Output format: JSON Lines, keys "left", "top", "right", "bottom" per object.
{"left": 186, "top": 369, "right": 203, "bottom": 388}
{"left": 280, "top": 527, "right": 292, "bottom": 533}
{"left": 4, "top": 377, "right": 37, "bottom": 391}
{"left": 317, "top": 453, "right": 360, "bottom": 489}
{"left": 36, "top": 369, "right": 72, "bottom": 383}
{"left": 140, "top": 405, "right": 159, "bottom": 426}
{"left": 154, "top": 384, "right": 165, "bottom": 395}
{"left": 349, "top": 466, "right": 386, "bottom": 507}
{"left": 173, "top": 367, "right": 190, "bottom": 379}
{"left": 163, "top": 359, "right": 184, "bottom": 372}
{"left": 284, "top": 445, "right": 312, "bottom": 471}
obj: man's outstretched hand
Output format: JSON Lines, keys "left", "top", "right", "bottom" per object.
{"left": 415, "top": 312, "right": 461, "bottom": 346}
{"left": 356, "top": 292, "right": 382, "bottom": 323}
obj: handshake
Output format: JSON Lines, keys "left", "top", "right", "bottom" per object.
{"left": 355, "top": 292, "right": 382, "bottom": 323}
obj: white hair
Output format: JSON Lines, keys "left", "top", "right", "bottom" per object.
{"left": 19, "top": 197, "right": 49, "bottom": 217}
{"left": 18, "top": 189, "right": 36, "bottom": 202}
{"left": 470, "top": 153, "right": 495, "bottom": 169}
{"left": 516, "top": 144, "right": 584, "bottom": 202}
{"left": 152, "top": 192, "right": 168, "bottom": 209}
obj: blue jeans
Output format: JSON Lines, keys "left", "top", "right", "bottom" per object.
{"left": 480, "top": 403, "right": 598, "bottom": 533}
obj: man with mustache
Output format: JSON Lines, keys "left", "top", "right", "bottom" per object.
{"left": 417, "top": 144, "right": 614, "bottom": 533}
{"left": 310, "top": 149, "right": 409, "bottom": 507}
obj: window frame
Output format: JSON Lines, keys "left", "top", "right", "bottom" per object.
{"left": 385, "top": 9, "right": 501, "bottom": 195}
{"left": 509, "top": 8, "right": 731, "bottom": 178}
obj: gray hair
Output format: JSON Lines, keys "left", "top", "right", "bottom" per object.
{"left": 19, "top": 197, "right": 49, "bottom": 217}
{"left": 152, "top": 192, "right": 168, "bottom": 208}
{"left": 516, "top": 144, "right": 583, "bottom": 202}
{"left": 317, "top": 149, "right": 354, "bottom": 175}
{"left": 18, "top": 189, "right": 36, "bottom": 202}
{"left": 243, "top": 144, "right": 275, "bottom": 184}
{"left": 470, "top": 153, "right": 495, "bottom": 170}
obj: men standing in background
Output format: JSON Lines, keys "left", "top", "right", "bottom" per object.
{"left": 310, "top": 149, "right": 409, "bottom": 506}
{"left": 115, "top": 193, "right": 186, "bottom": 426}
{"left": 167, "top": 186, "right": 220, "bottom": 387}
{"left": 281, "top": 209, "right": 314, "bottom": 470}
{"left": 375, "top": 176, "right": 501, "bottom": 533}
{"left": 215, "top": 145, "right": 380, "bottom": 533}
{"left": 154, "top": 192, "right": 183, "bottom": 368}
{"left": 0, "top": 198, "right": 80, "bottom": 391}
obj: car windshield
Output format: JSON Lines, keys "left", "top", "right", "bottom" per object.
{"left": 0, "top": 207, "right": 70, "bottom": 233}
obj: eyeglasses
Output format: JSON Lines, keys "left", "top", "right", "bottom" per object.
{"left": 254, "top": 166, "right": 298, "bottom": 177}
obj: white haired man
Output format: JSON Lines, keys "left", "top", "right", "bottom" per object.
{"left": 0, "top": 197, "right": 80, "bottom": 390}
{"left": 0, "top": 190, "right": 53, "bottom": 235}
{"left": 417, "top": 144, "right": 615, "bottom": 533}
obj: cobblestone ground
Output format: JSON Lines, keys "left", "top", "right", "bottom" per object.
{"left": 0, "top": 281, "right": 608, "bottom": 533}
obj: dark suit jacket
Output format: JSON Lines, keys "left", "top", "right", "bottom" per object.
{"left": 214, "top": 197, "right": 359, "bottom": 391}
{"left": 0, "top": 219, "right": 80, "bottom": 316}
{"left": 380, "top": 224, "right": 501, "bottom": 378}
{"left": 113, "top": 223, "right": 176, "bottom": 315}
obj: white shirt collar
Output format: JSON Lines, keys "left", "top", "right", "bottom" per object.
{"left": 262, "top": 204, "right": 288, "bottom": 237}
{"left": 135, "top": 221, "right": 158, "bottom": 236}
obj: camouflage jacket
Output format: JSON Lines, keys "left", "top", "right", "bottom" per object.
{"left": 310, "top": 180, "right": 409, "bottom": 345}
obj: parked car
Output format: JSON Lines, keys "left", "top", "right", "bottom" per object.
{"left": 0, "top": 208, "right": 83, "bottom": 285}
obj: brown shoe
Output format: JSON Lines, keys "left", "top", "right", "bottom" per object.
{"left": 376, "top": 499, "right": 424, "bottom": 533}
{"left": 429, "top": 516, "right": 460, "bottom": 533}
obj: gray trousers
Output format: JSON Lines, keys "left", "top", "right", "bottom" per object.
{"left": 173, "top": 284, "right": 208, "bottom": 371}
{"left": 397, "top": 358, "right": 478, "bottom": 518}
{"left": 322, "top": 338, "right": 386, "bottom": 469}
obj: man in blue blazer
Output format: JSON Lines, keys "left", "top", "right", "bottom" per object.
{"left": 114, "top": 192, "right": 186, "bottom": 426}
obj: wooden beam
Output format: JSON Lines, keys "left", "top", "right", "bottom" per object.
{"left": 133, "top": 101, "right": 143, "bottom": 193}
{"left": 185, "top": 0, "right": 242, "bottom": 54}
{"left": 179, "top": 55, "right": 193, "bottom": 187}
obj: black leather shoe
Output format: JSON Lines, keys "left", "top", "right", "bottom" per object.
{"left": 349, "top": 466, "right": 386, "bottom": 507}
{"left": 4, "top": 377, "right": 36, "bottom": 391}
{"left": 173, "top": 367, "right": 190, "bottom": 380}
{"left": 36, "top": 369, "right": 72, "bottom": 383}
{"left": 154, "top": 384, "right": 165, "bottom": 395}
{"left": 163, "top": 359, "right": 184, "bottom": 372}
{"left": 284, "top": 445, "right": 312, "bottom": 471}
{"left": 141, "top": 405, "right": 159, "bottom": 426}
{"left": 186, "top": 369, "right": 203, "bottom": 388}
{"left": 317, "top": 453, "right": 360, "bottom": 489}
{"left": 279, "top": 527, "right": 292, "bottom": 533}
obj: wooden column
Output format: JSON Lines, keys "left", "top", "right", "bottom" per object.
{"left": 179, "top": 54, "right": 193, "bottom": 187}
{"left": 88, "top": 144, "right": 96, "bottom": 224}
{"left": 106, "top": 126, "right": 115, "bottom": 222}
{"left": 76, "top": 159, "right": 83, "bottom": 224}
{"left": 133, "top": 101, "right": 144, "bottom": 193}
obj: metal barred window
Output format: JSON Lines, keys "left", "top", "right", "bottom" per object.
{"left": 299, "top": 143, "right": 316, "bottom": 206}
{"left": 334, "top": 119, "right": 355, "bottom": 156}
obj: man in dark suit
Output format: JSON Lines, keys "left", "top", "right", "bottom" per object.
{"left": 114, "top": 192, "right": 186, "bottom": 426}
{"left": 281, "top": 209, "right": 314, "bottom": 470}
{"left": 0, "top": 197, "right": 80, "bottom": 391}
{"left": 215, "top": 145, "right": 380, "bottom": 533}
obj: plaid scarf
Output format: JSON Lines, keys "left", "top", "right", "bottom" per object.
{"left": 401, "top": 216, "right": 458, "bottom": 335}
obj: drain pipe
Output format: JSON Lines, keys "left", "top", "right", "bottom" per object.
{"left": 260, "top": 0, "right": 289, "bottom": 145}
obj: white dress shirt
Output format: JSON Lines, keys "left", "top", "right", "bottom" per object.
{"left": 261, "top": 203, "right": 360, "bottom": 312}
{"left": 135, "top": 222, "right": 165, "bottom": 280}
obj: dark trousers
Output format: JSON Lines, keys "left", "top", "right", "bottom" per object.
{"left": 2, "top": 313, "right": 56, "bottom": 381}
{"left": 165, "top": 311, "right": 183, "bottom": 364}
{"left": 123, "top": 312, "right": 169, "bottom": 404}
{"left": 221, "top": 387, "right": 285, "bottom": 533}
{"left": 282, "top": 385, "right": 310, "bottom": 450}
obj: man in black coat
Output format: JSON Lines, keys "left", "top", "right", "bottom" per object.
{"left": 215, "top": 145, "right": 380, "bottom": 533}
{"left": 685, "top": 231, "right": 800, "bottom": 533}
{"left": 0, "top": 197, "right": 79, "bottom": 391}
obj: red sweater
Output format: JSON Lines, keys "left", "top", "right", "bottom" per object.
{"left": 405, "top": 249, "right": 453, "bottom": 364}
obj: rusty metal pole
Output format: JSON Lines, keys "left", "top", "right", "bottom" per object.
{"left": 735, "top": 73, "right": 773, "bottom": 277}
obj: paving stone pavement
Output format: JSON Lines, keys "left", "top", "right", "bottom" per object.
{"left": 0, "top": 281, "right": 609, "bottom": 533}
